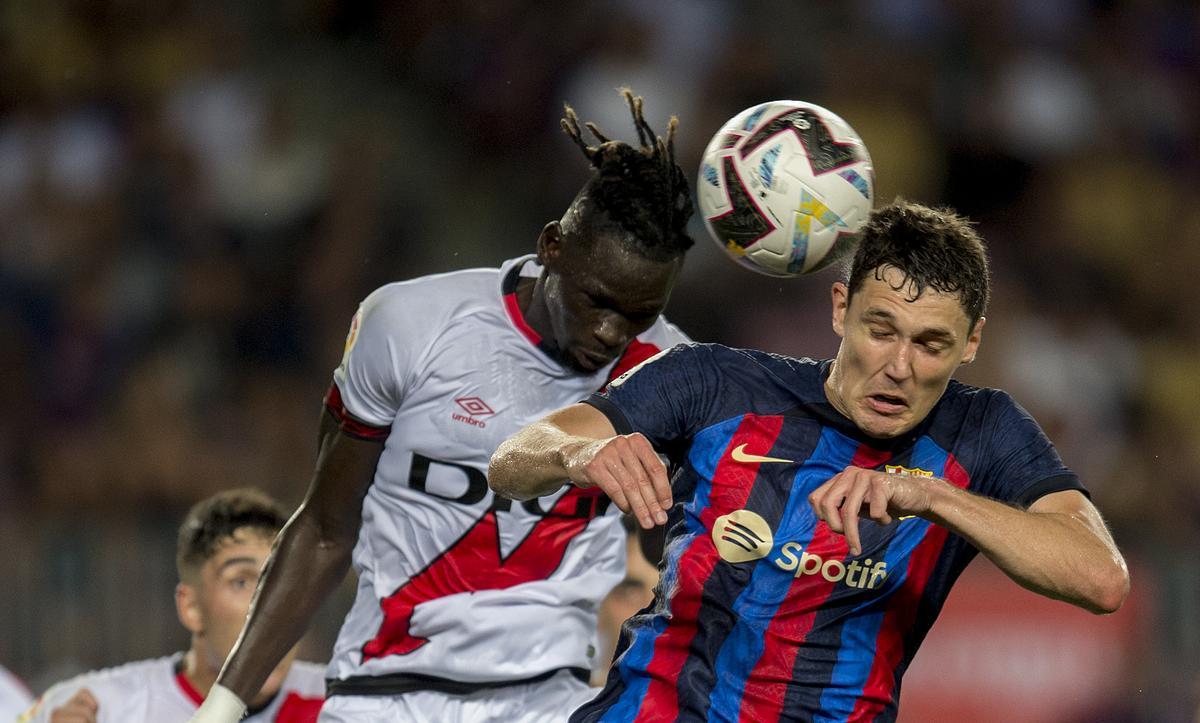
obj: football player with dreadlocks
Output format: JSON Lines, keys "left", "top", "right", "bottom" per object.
{"left": 187, "top": 90, "right": 696, "bottom": 723}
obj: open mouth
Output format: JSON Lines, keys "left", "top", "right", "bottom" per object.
{"left": 867, "top": 393, "right": 908, "bottom": 414}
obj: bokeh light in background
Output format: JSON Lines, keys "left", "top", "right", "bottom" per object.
{"left": 0, "top": 1, "right": 1196, "bottom": 720}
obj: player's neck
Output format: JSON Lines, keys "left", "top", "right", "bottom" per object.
{"left": 823, "top": 360, "right": 852, "bottom": 420}
{"left": 181, "top": 648, "right": 217, "bottom": 699}
{"left": 515, "top": 275, "right": 556, "bottom": 346}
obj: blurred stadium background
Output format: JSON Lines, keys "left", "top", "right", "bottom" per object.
{"left": 0, "top": 1, "right": 1196, "bottom": 720}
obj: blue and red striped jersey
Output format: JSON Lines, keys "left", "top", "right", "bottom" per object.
{"left": 575, "top": 343, "right": 1085, "bottom": 723}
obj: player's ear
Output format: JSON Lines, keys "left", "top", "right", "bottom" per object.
{"left": 831, "top": 282, "right": 850, "bottom": 337}
{"left": 176, "top": 582, "right": 203, "bottom": 634}
{"left": 961, "top": 316, "right": 985, "bottom": 364}
{"left": 536, "top": 221, "right": 564, "bottom": 269}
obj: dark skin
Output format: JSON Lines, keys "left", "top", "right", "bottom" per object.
{"left": 212, "top": 200, "right": 682, "bottom": 704}
{"left": 521, "top": 212, "right": 681, "bottom": 373}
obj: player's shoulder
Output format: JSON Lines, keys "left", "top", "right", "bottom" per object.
{"left": 628, "top": 343, "right": 823, "bottom": 401}
{"left": 673, "top": 343, "right": 822, "bottom": 378}
{"left": 280, "top": 661, "right": 327, "bottom": 697}
{"left": 636, "top": 315, "right": 691, "bottom": 348}
{"left": 942, "top": 379, "right": 1023, "bottom": 414}
{"left": 353, "top": 265, "right": 502, "bottom": 337}
{"left": 364, "top": 265, "right": 499, "bottom": 311}
{"left": 937, "top": 379, "right": 1038, "bottom": 435}
{"left": 35, "top": 656, "right": 170, "bottom": 710}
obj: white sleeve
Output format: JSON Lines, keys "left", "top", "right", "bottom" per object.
{"left": 21, "top": 680, "right": 80, "bottom": 723}
{"left": 656, "top": 317, "right": 692, "bottom": 347}
{"left": 330, "top": 285, "right": 421, "bottom": 429}
{"left": 0, "top": 666, "right": 31, "bottom": 721}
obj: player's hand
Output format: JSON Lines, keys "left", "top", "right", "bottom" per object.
{"left": 808, "top": 466, "right": 934, "bottom": 555}
{"left": 565, "top": 434, "right": 671, "bottom": 529}
{"left": 48, "top": 689, "right": 98, "bottom": 723}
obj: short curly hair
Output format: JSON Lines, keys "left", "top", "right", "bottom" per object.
{"left": 844, "top": 200, "right": 990, "bottom": 327}
{"left": 176, "top": 488, "right": 288, "bottom": 580}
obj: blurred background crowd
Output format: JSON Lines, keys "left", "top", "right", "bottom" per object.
{"left": 0, "top": 1, "right": 1197, "bottom": 720}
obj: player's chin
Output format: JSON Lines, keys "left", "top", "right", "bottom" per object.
{"left": 856, "top": 410, "right": 912, "bottom": 439}
{"left": 569, "top": 346, "right": 615, "bottom": 373}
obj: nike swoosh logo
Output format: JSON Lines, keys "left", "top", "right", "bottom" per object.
{"left": 730, "top": 443, "right": 793, "bottom": 465}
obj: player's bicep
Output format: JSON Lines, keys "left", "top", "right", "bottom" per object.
{"left": 1027, "top": 489, "right": 1119, "bottom": 548}
{"left": 1026, "top": 489, "right": 1092, "bottom": 516}
{"left": 302, "top": 409, "right": 386, "bottom": 544}
{"left": 543, "top": 402, "right": 618, "bottom": 440}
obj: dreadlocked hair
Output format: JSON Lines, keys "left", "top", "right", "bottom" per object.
{"left": 561, "top": 88, "right": 694, "bottom": 262}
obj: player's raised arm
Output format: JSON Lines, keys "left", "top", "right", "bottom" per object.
{"left": 189, "top": 411, "right": 382, "bottom": 722}
{"left": 489, "top": 403, "right": 671, "bottom": 529}
{"left": 810, "top": 467, "right": 1129, "bottom": 614}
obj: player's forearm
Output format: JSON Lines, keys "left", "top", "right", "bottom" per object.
{"left": 489, "top": 421, "right": 591, "bottom": 501}
{"left": 217, "top": 506, "right": 355, "bottom": 701}
{"left": 925, "top": 485, "right": 1129, "bottom": 614}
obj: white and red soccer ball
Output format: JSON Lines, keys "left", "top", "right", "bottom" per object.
{"left": 697, "top": 101, "right": 875, "bottom": 277}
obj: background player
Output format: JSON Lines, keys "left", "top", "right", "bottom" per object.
{"left": 22, "top": 489, "right": 323, "bottom": 723}
{"left": 0, "top": 665, "right": 33, "bottom": 721}
{"left": 188, "top": 90, "right": 695, "bottom": 723}
{"left": 490, "top": 200, "right": 1130, "bottom": 721}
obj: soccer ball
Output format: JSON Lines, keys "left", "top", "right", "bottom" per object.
{"left": 697, "top": 101, "right": 874, "bottom": 277}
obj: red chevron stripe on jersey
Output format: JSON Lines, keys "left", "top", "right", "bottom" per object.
{"left": 739, "top": 444, "right": 891, "bottom": 721}
{"left": 848, "top": 453, "right": 971, "bottom": 719}
{"left": 361, "top": 486, "right": 607, "bottom": 661}
{"left": 632, "top": 414, "right": 786, "bottom": 722}
{"left": 275, "top": 692, "right": 323, "bottom": 722}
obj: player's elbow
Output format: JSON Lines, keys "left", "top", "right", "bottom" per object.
{"left": 1085, "top": 561, "right": 1130, "bottom": 615}
{"left": 487, "top": 449, "right": 530, "bottom": 501}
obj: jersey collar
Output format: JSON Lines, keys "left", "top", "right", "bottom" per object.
{"left": 173, "top": 654, "right": 278, "bottom": 717}
{"left": 500, "top": 255, "right": 562, "bottom": 362}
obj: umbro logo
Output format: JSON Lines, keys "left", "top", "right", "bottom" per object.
{"left": 452, "top": 396, "right": 495, "bottom": 429}
{"left": 730, "top": 443, "right": 792, "bottom": 465}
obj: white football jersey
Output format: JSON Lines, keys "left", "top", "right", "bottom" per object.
{"left": 324, "top": 255, "right": 689, "bottom": 684}
{"left": 0, "top": 664, "right": 32, "bottom": 722}
{"left": 21, "top": 655, "right": 324, "bottom": 723}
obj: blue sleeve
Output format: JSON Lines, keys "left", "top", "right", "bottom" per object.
{"left": 583, "top": 343, "right": 721, "bottom": 456}
{"left": 979, "top": 391, "right": 1088, "bottom": 508}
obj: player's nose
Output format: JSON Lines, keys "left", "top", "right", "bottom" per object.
{"left": 593, "top": 313, "right": 630, "bottom": 350}
{"left": 883, "top": 344, "right": 913, "bottom": 382}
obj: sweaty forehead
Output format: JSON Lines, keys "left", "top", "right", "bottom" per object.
{"left": 570, "top": 235, "right": 677, "bottom": 298}
{"left": 854, "top": 269, "right": 971, "bottom": 332}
